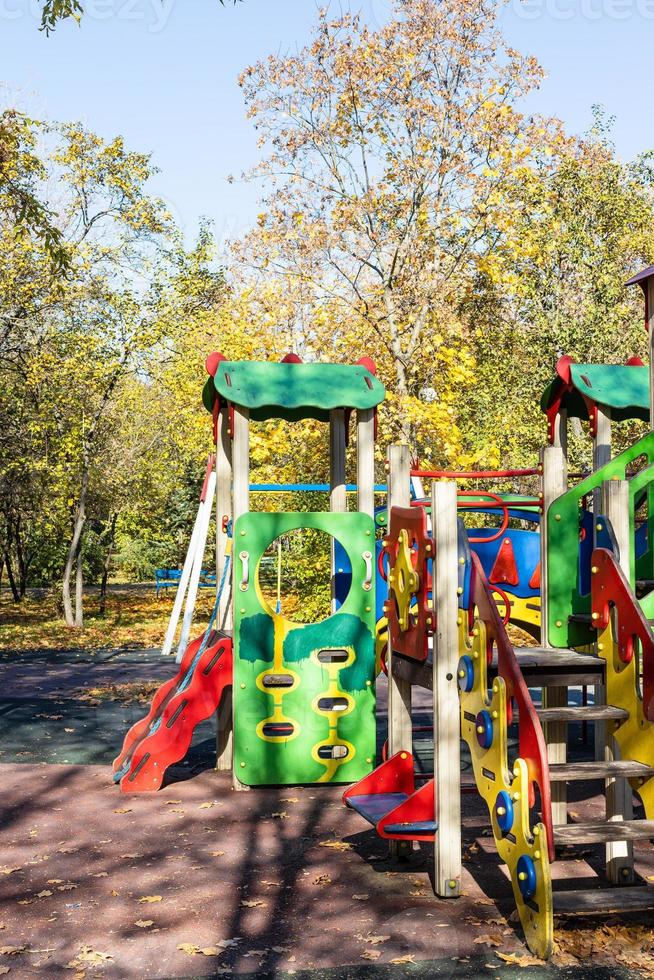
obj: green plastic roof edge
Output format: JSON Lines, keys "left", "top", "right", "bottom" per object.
{"left": 541, "top": 363, "right": 650, "bottom": 423}
{"left": 205, "top": 360, "right": 385, "bottom": 422}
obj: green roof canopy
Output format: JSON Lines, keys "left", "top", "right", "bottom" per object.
{"left": 541, "top": 361, "right": 649, "bottom": 424}
{"left": 203, "top": 359, "right": 385, "bottom": 423}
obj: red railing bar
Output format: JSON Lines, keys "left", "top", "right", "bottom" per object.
{"left": 411, "top": 467, "right": 540, "bottom": 479}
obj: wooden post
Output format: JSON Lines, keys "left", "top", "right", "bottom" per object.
{"left": 386, "top": 445, "right": 412, "bottom": 758}
{"left": 540, "top": 444, "right": 568, "bottom": 825}
{"left": 357, "top": 408, "right": 375, "bottom": 519}
{"left": 648, "top": 278, "right": 654, "bottom": 429}
{"left": 593, "top": 408, "right": 612, "bottom": 767}
{"left": 231, "top": 406, "right": 250, "bottom": 791}
{"left": 431, "top": 481, "right": 461, "bottom": 897}
{"left": 232, "top": 407, "right": 250, "bottom": 522}
{"left": 601, "top": 478, "right": 634, "bottom": 883}
{"left": 386, "top": 444, "right": 412, "bottom": 859}
{"left": 592, "top": 408, "right": 612, "bottom": 516}
{"left": 330, "top": 409, "right": 347, "bottom": 610}
{"left": 215, "top": 409, "right": 233, "bottom": 772}
{"left": 552, "top": 407, "right": 568, "bottom": 457}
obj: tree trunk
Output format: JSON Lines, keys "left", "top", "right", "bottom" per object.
{"left": 14, "top": 516, "right": 27, "bottom": 598}
{"left": 62, "top": 466, "right": 88, "bottom": 627}
{"left": 74, "top": 542, "right": 84, "bottom": 627}
{"left": 99, "top": 512, "right": 118, "bottom": 617}
{"left": 2, "top": 549, "right": 19, "bottom": 603}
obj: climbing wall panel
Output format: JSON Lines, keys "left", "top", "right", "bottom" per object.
{"left": 233, "top": 512, "right": 376, "bottom": 786}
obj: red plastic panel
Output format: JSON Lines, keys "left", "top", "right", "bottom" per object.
{"left": 113, "top": 633, "right": 232, "bottom": 793}
{"left": 384, "top": 505, "right": 433, "bottom": 662}
{"left": 342, "top": 749, "right": 416, "bottom": 804}
{"left": 592, "top": 547, "right": 654, "bottom": 720}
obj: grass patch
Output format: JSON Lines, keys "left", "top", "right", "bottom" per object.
{"left": 0, "top": 589, "right": 215, "bottom": 652}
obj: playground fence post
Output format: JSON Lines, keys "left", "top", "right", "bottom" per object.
{"left": 431, "top": 480, "right": 462, "bottom": 897}
{"left": 601, "top": 477, "right": 635, "bottom": 883}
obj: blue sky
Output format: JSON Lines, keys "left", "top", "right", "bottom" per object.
{"left": 2, "top": 0, "right": 654, "bottom": 251}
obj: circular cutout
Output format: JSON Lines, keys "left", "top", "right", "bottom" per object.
{"left": 258, "top": 528, "right": 338, "bottom": 624}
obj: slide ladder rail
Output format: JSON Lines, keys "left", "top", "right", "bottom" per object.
{"left": 113, "top": 632, "right": 232, "bottom": 792}
{"left": 592, "top": 547, "right": 654, "bottom": 816}
{"left": 546, "top": 431, "right": 654, "bottom": 649}
{"left": 459, "top": 552, "right": 553, "bottom": 959}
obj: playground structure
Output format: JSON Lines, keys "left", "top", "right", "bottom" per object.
{"left": 114, "top": 263, "right": 654, "bottom": 959}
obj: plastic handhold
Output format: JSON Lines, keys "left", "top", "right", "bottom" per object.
{"left": 495, "top": 790, "right": 514, "bottom": 834}
{"left": 475, "top": 710, "right": 493, "bottom": 749}
{"left": 457, "top": 655, "right": 474, "bottom": 693}
{"left": 517, "top": 854, "right": 537, "bottom": 901}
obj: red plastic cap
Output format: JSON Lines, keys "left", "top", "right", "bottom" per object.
{"left": 281, "top": 352, "right": 303, "bottom": 364}
{"left": 357, "top": 356, "right": 377, "bottom": 375}
{"left": 205, "top": 351, "right": 226, "bottom": 377}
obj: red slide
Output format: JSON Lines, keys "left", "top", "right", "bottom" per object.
{"left": 112, "top": 631, "right": 232, "bottom": 793}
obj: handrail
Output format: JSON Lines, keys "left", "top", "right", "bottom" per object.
{"left": 467, "top": 553, "right": 553, "bottom": 855}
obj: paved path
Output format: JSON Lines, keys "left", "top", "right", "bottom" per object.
{"left": 0, "top": 647, "right": 652, "bottom": 979}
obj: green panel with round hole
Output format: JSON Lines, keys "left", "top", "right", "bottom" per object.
{"left": 233, "top": 511, "right": 377, "bottom": 786}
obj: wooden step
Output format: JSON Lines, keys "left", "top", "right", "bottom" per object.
{"left": 536, "top": 705, "right": 628, "bottom": 724}
{"left": 554, "top": 885, "right": 654, "bottom": 915}
{"left": 554, "top": 820, "right": 654, "bottom": 845}
{"left": 549, "top": 760, "right": 654, "bottom": 782}
{"left": 509, "top": 647, "right": 604, "bottom": 685}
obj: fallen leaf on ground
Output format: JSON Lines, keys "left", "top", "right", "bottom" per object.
{"left": 36, "top": 891, "right": 52, "bottom": 898}
{"left": 16, "top": 901, "right": 32, "bottom": 906}
{"left": 361, "top": 950, "right": 381, "bottom": 960}
{"left": 178, "top": 944, "right": 200, "bottom": 956}
{"left": 67, "top": 946, "right": 113, "bottom": 967}
{"left": 0, "top": 967, "right": 9, "bottom": 975}
{"left": 390, "top": 954, "right": 415, "bottom": 964}
{"left": 210, "top": 851, "right": 225, "bottom": 857}
{"left": 0, "top": 947, "right": 26, "bottom": 956}
{"left": 496, "top": 952, "right": 543, "bottom": 967}
{"left": 352, "top": 894, "right": 369, "bottom": 901}
{"left": 199, "top": 802, "right": 219, "bottom": 809}
{"left": 280, "top": 797, "right": 298, "bottom": 803}
{"left": 164, "top": 800, "right": 182, "bottom": 805}
{"left": 120, "top": 853, "right": 141, "bottom": 859}
{"left": 0, "top": 869, "right": 20, "bottom": 877}
{"left": 313, "top": 874, "right": 331, "bottom": 886}
{"left": 135, "top": 920, "right": 153, "bottom": 929}
{"left": 240, "top": 900, "right": 267, "bottom": 908}
{"left": 474, "top": 934, "right": 503, "bottom": 947}
{"left": 138, "top": 896, "right": 162, "bottom": 904}
{"left": 113, "top": 809, "right": 131, "bottom": 814}
{"left": 58, "top": 884, "right": 77, "bottom": 891}
{"left": 362, "top": 935, "right": 390, "bottom": 945}
{"left": 271, "top": 811, "right": 287, "bottom": 819}
{"left": 319, "top": 840, "right": 352, "bottom": 851}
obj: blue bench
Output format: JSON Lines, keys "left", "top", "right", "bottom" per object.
{"left": 155, "top": 569, "right": 216, "bottom": 597}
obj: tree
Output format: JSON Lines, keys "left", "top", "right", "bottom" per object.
{"left": 39, "top": 0, "right": 241, "bottom": 34}
{"left": 462, "top": 110, "right": 654, "bottom": 469}
{"left": 235, "top": 0, "right": 557, "bottom": 450}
